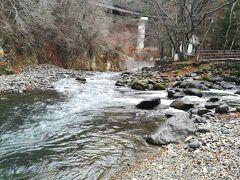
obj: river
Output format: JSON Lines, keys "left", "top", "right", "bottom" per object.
{"left": 0, "top": 73, "right": 171, "bottom": 179}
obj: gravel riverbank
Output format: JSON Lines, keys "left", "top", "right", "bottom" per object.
{"left": 113, "top": 113, "right": 240, "bottom": 179}
{"left": 112, "top": 62, "right": 240, "bottom": 179}
{"left": 0, "top": 64, "right": 88, "bottom": 93}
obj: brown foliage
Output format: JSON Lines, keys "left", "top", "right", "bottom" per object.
{"left": 0, "top": 0, "right": 111, "bottom": 69}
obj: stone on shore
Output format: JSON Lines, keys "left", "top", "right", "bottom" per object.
{"left": 188, "top": 139, "right": 201, "bottom": 149}
{"left": 146, "top": 112, "right": 196, "bottom": 145}
{"left": 215, "top": 104, "right": 229, "bottom": 114}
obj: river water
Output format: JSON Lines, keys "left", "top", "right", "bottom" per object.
{"left": 0, "top": 73, "right": 171, "bottom": 179}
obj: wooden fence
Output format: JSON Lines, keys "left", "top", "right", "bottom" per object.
{"left": 197, "top": 50, "right": 240, "bottom": 62}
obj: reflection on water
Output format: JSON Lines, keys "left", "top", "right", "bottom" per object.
{"left": 0, "top": 73, "right": 168, "bottom": 179}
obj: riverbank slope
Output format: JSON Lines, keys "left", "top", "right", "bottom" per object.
{"left": 0, "top": 64, "right": 88, "bottom": 93}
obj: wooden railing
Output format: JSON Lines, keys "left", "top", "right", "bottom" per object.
{"left": 197, "top": 50, "right": 240, "bottom": 62}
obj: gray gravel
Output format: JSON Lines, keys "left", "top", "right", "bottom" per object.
{"left": 113, "top": 113, "right": 240, "bottom": 180}
{"left": 0, "top": 64, "right": 87, "bottom": 93}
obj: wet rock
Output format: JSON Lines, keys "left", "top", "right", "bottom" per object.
{"left": 122, "top": 71, "right": 132, "bottom": 75}
{"left": 173, "top": 92, "right": 185, "bottom": 99}
{"left": 131, "top": 80, "right": 148, "bottom": 91}
{"left": 220, "top": 82, "right": 236, "bottom": 89}
{"left": 236, "top": 107, "right": 240, "bottom": 112}
{"left": 170, "top": 98, "right": 194, "bottom": 111}
{"left": 183, "top": 88, "right": 203, "bottom": 97}
{"left": 75, "top": 77, "right": 86, "bottom": 83}
{"left": 234, "top": 90, "right": 240, "bottom": 95}
{"left": 215, "top": 104, "right": 229, "bottom": 114}
{"left": 208, "top": 97, "right": 220, "bottom": 102}
{"left": 136, "top": 98, "right": 161, "bottom": 110}
{"left": 115, "top": 80, "right": 125, "bottom": 87}
{"left": 146, "top": 112, "right": 196, "bottom": 145}
{"left": 197, "top": 84, "right": 209, "bottom": 90}
{"left": 167, "top": 89, "right": 176, "bottom": 98}
{"left": 153, "top": 83, "right": 165, "bottom": 90}
{"left": 179, "top": 81, "right": 208, "bottom": 90}
{"left": 203, "top": 81, "right": 213, "bottom": 88}
{"left": 173, "top": 81, "right": 182, "bottom": 87}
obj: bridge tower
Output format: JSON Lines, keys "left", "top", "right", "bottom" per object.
{"left": 137, "top": 17, "right": 148, "bottom": 49}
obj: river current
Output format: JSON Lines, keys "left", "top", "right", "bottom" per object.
{"left": 0, "top": 73, "right": 171, "bottom": 179}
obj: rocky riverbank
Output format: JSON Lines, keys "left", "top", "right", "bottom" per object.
{"left": 0, "top": 64, "right": 88, "bottom": 93}
{"left": 113, "top": 61, "right": 240, "bottom": 179}
{"left": 113, "top": 113, "right": 240, "bottom": 179}
{"left": 116, "top": 62, "right": 240, "bottom": 91}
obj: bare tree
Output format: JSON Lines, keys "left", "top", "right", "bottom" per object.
{"left": 144, "top": 0, "right": 233, "bottom": 59}
{"left": 0, "top": 0, "right": 110, "bottom": 68}
{"left": 224, "top": 0, "right": 239, "bottom": 49}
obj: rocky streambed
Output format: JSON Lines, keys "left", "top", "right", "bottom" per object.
{"left": 112, "top": 63, "right": 240, "bottom": 179}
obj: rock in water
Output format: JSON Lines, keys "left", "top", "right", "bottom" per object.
{"left": 131, "top": 80, "right": 148, "bottom": 91}
{"left": 183, "top": 88, "right": 203, "bottom": 97}
{"left": 167, "top": 89, "right": 176, "bottom": 98}
{"left": 208, "top": 97, "right": 220, "bottom": 102}
{"left": 146, "top": 112, "right": 196, "bottom": 145}
{"left": 235, "top": 90, "right": 240, "bottom": 95}
{"left": 115, "top": 80, "right": 125, "bottom": 87}
{"left": 136, "top": 98, "right": 161, "bottom": 110}
{"left": 170, "top": 98, "right": 194, "bottom": 111}
{"left": 75, "top": 77, "right": 86, "bottom": 83}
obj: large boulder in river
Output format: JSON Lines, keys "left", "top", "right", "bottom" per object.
{"left": 235, "top": 90, "right": 240, "bottom": 95}
{"left": 167, "top": 89, "right": 185, "bottom": 99}
{"left": 136, "top": 98, "right": 161, "bottom": 110}
{"left": 146, "top": 112, "right": 196, "bottom": 145}
{"left": 131, "top": 80, "right": 148, "bottom": 91}
{"left": 183, "top": 88, "right": 203, "bottom": 97}
{"left": 170, "top": 98, "right": 195, "bottom": 111}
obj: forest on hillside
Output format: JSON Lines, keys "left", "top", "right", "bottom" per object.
{"left": 0, "top": 0, "right": 239, "bottom": 70}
